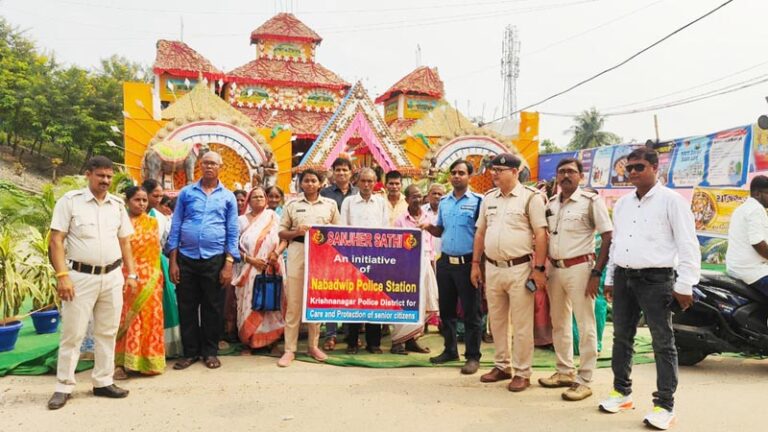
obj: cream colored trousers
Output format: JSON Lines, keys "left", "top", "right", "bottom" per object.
{"left": 547, "top": 262, "right": 598, "bottom": 385}
{"left": 56, "top": 269, "right": 123, "bottom": 393}
{"left": 485, "top": 262, "right": 533, "bottom": 378}
{"left": 284, "top": 242, "right": 320, "bottom": 353}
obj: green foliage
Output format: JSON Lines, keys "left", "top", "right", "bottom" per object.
{"left": 567, "top": 107, "right": 622, "bottom": 151}
{"left": 23, "top": 227, "right": 59, "bottom": 311}
{"left": 0, "top": 17, "right": 150, "bottom": 168}
{"left": 0, "top": 227, "right": 32, "bottom": 323}
{"left": 540, "top": 139, "right": 562, "bottom": 154}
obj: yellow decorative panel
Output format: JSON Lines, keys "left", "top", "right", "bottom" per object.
{"left": 123, "top": 82, "right": 166, "bottom": 182}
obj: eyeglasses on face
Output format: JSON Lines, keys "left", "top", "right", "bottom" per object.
{"left": 489, "top": 167, "right": 511, "bottom": 173}
{"left": 556, "top": 168, "right": 579, "bottom": 176}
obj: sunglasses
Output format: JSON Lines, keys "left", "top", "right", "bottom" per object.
{"left": 625, "top": 163, "right": 648, "bottom": 173}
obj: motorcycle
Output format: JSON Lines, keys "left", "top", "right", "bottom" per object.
{"left": 672, "top": 270, "right": 768, "bottom": 366}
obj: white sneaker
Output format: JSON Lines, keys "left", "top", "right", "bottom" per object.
{"left": 643, "top": 406, "right": 676, "bottom": 430}
{"left": 598, "top": 389, "right": 634, "bottom": 413}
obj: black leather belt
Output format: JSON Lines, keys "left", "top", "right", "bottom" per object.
{"left": 293, "top": 236, "right": 305, "bottom": 244}
{"left": 616, "top": 267, "right": 673, "bottom": 277}
{"left": 486, "top": 254, "right": 532, "bottom": 268}
{"left": 442, "top": 253, "right": 473, "bottom": 265}
{"left": 70, "top": 259, "right": 122, "bottom": 275}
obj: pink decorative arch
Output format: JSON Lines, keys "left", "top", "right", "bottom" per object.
{"left": 324, "top": 111, "right": 397, "bottom": 171}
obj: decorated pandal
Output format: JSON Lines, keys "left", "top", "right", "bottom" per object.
{"left": 124, "top": 13, "right": 540, "bottom": 194}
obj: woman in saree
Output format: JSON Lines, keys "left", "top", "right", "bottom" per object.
{"left": 142, "top": 179, "right": 183, "bottom": 358}
{"left": 232, "top": 186, "right": 288, "bottom": 352}
{"left": 115, "top": 186, "right": 165, "bottom": 378}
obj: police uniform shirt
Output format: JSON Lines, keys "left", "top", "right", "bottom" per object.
{"left": 435, "top": 191, "right": 483, "bottom": 256}
{"left": 546, "top": 188, "right": 612, "bottom": 260}
{"left": 50, "top": 188, "right": 134, "bottom": 266}
{"left": 476, "top": 183, "right": 547, "bottom": 261}
{"left": 279, "top": 195, "right": 340, "bottom": 232}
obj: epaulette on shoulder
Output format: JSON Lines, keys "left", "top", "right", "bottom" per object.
{"left": 523, "top": 185, "right": 541, "bottom": 195}
{"left": 580, "top": 188, "right": 600, "bottom": 200}
{"left": 62, "top": 189, "right": 85, "bottom": 199}
{"left": 484, "top": 187, "right": 499, "bottom": 196}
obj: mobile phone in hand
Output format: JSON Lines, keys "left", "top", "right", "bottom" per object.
{"left": 525, "top": 279, "right": 537, "bottom": 293}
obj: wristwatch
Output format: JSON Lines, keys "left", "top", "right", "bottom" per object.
{"left": 127, "top": 274, "right": 139, "bottom": 281}
{"left": 534, "top": 265, "right": 546, "bottom": 272}
{"left": 591, "top": 268, "right": 603, "bottom": 278}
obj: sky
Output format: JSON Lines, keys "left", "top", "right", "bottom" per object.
{"left": 2, "top": 0, "right": 767, "bottom": 148}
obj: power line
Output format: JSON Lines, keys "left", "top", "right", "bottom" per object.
{"left": 486, "top": 0, "right": 737, "bottom": 123}
{"left": 539, "top": 72, "right": 768, "bottom": 117}
{"left": 445, "top": 0, "right": 665, "bottom": 80}
{"left": 603, "top": 58, "right": 768, "bottom": 110}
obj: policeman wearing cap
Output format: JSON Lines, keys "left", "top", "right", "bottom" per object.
{"left": 422, "top": 159, "right": 484, "bottom": 375}
{"left": 470, "top": 153, "right": 548, "bottom": 392}
{"left": 47, "top": 156, "right": 137, "bottom": 410}
{"left": 538, "top": 157, "right": 612, "bottom": 401}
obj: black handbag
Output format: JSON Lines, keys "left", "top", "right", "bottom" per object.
{"left": 252, "top": 265, "right": 282, "bottom": 311}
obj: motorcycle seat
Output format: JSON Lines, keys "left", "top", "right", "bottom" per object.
{"left": 699, "top": 271, "right": 768, "bottom": 304}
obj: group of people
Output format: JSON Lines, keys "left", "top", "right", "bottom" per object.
{"left": 44, "top": 146, "right": 727, "bottom": 431}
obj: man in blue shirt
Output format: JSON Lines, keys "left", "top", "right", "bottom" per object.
{"left": 168, "top": 151, "right": 240, "bottom": 371}
{"left": 422, "top": 159, "right": 484, "bottom": 375}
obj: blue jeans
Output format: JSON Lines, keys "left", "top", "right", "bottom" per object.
{"left": 749, "top": 275, "right": 768, "bottom": 297}
{"left": 611, "top": 267, "right": 678, "bottom": 411}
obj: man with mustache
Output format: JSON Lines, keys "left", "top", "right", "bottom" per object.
{"left": 539, "top": 157, "right": 612, "bottom": 401}
{"left": 48, "top": 156, "right": 138, "bottom": 409}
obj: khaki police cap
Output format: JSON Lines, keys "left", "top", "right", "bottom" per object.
{"left": 490, "top": 153, "right": 522, "bottom": 168}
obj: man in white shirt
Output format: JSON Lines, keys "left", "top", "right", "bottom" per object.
{"left": 340, "top": 168, "right": 390, "bottom": 354}
{"left": 726, "top": 175, "right": 768, "bottom": 294}
{"left": 599, "top": 148, "right": 700, "bottom": 431}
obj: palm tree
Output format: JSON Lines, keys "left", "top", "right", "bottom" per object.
{"left": 566, "top": 107, "right": 621, "bottom": 150}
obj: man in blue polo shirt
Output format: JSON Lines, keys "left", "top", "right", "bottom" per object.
{"left": 168, "top": 151, "right": 240, "bottom": 371}
{"left": 423, "top": 159, "right": 483, "bottom": 375}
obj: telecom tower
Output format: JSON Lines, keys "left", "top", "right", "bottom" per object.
{"left": 500, "top": 25, "right": 521, "bottom": 117}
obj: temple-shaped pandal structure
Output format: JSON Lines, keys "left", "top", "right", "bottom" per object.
{"left": 225, "top": 13, "right": 350, "bottom": 165}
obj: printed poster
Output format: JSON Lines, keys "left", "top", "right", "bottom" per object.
{"left": 609, "top": 145, "right": 640, "bottom": 188}
{"left": 655, "top": 141, "right": 675, "bottom": 186}
{"left": 706, "top": 127, "right": 750, "bottom": 187}
{"left": 752, "top": 124, "right": 768, "bottom": 171}
{"left": 670, "top": 136, "right": 709, "bottom": 187}
{"left": 691, "top": 187, "right": 748, "bottom": 235}
{"left": 578, "top": 148, "right": 595, "bottom": 186}
{"left": 589, "top": 147, "right": 614, "bottom": 188}
{"left": 303, "top": 226, "right": 423, "bottom": 324}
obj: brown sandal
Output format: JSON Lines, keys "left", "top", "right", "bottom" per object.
{"left": 203, "top": 356, "right": 221, "bottom": 369}
{"left": 323, "top": 336, "right": 337, "bottom": 351}
{"left": 173, "top": 357, "right": 199, "bottom": 370}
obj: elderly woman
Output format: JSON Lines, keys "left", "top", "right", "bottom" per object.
{"left": 232, "top": 187, "right": 288, "bottom": 351}
{"left": 277, "top": 169, "right": 339, "bottom": 367}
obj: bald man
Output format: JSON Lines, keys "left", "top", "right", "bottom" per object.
{"left": 168, "top": 151, "right": 241, "bottom": 371}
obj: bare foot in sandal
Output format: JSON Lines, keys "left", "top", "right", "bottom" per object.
{"left": 203, "top": 356, "right": 221, "bottom": 369}
{"left": 113, "top": 366, "right": 128, "bottom": 380}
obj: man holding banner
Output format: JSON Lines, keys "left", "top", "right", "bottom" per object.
{"left": 339, "top": 168, "right": 390, "bottom": 354}
{"left": 422, "top": 159, "right": 484, "bottom": 375}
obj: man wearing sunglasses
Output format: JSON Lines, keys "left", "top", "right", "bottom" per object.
{"left": 539, "top": 157, "right": 613, "bottom": 401}
{"left": 599, "top": 147, "right": 700, "bottom": 431}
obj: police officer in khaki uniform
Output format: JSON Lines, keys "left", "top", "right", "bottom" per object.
{"left": 278, "top": 168, "right": 340, "bottom": 367}
{"left": 539, "top": 157, "right": 613, "bottom": 401}
{"left": 471, "top": 153, "right": 548, "bottom": 392}
{"left": 47, "top": 156, "right": 138, "bottom": 410}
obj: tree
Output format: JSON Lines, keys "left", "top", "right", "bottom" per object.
{"left": 540, "top": 139, "right": 562, "bottom": 154}
{"left": 566, "top": 107, "right": 621, "bottom": 150}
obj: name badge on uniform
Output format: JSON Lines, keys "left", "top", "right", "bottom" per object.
{"left": 488, "top": 206, "right": 497, "bottom": 210}
{"left": 460, "top": 205, "right": 474, "bottom": 211}
{"left": 296, "top": 209, "right": 306, "bottom": 213}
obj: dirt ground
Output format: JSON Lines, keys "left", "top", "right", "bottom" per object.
{"left": 1, "top": 354, "right": 767, "bottom": 432}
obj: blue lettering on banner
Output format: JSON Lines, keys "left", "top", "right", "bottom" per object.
{"left": 306, "top": 308, "right": 418, "bottom": 324}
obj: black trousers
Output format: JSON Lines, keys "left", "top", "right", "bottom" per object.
{"left": 436, "top": 255, "right": 483, "bottom": 360}
{"left": 177, "top": 253, "right": 225, "bottom": 358}
{"left": 346, "top": 324, "right": 382, "bottom": 348}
